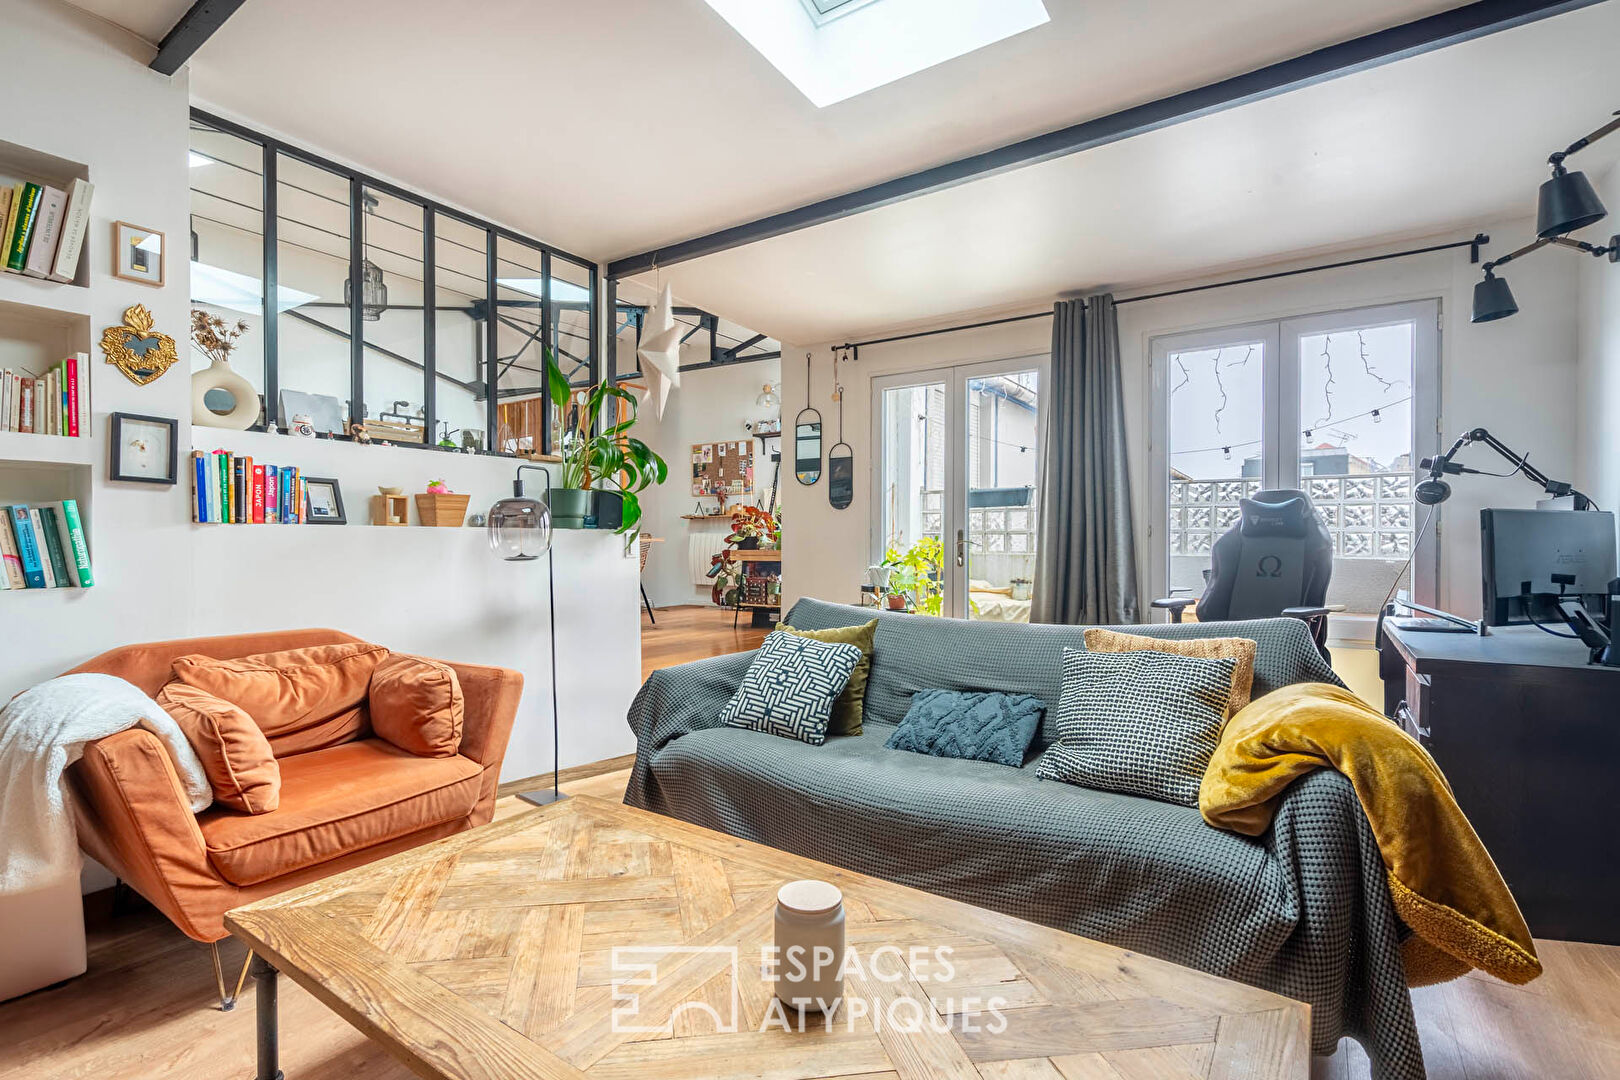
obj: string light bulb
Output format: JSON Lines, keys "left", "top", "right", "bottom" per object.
{"left": 1371, "top": 408, "right": 1382, "bottom": 424}
{"left": 1222, "top": 446, "right": 1231, "bottom": 460}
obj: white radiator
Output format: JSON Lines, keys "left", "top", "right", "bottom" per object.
{"left": 687, "top": 521, "right": 729, "bottom": 586}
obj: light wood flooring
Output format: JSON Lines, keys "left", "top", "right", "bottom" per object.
{"left": 640, "top": 603, "right": 770, "bottom": 681}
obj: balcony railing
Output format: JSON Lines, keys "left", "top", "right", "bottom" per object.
{"left": 1169, "top": 472, "right": 1414, "bottom": 558}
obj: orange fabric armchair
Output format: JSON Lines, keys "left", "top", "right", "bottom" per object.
{"left": 64, "top": 629, "right": 521, "bottom": 945}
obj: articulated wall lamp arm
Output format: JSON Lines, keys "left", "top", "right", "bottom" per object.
{"left": 1550, "top": 111, "right": 1620, "bottom": 166}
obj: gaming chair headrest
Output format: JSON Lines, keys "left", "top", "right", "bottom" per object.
{"left": 1238, "top": 490, "right": 1314, "bottom": 538}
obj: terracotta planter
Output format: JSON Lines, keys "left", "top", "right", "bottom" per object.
{"left": 886, "top": 593, "right": 908, "bottom": 611}
{"left": 414, "top": 492, "right": 470, "bottom": 527}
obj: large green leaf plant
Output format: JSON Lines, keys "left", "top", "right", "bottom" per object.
{"left": 545, "top": 350, "right": 668, "bottom": 537}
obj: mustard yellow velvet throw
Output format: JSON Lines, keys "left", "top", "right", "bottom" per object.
{"left": 1200, "top": 682, "right": 1541, "bottom": 987}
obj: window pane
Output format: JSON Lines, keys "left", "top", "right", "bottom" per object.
{"left": 359, "top": 188, "right": 425, "bottom": 442}
{"left": 275, "top": 154, "right": 352, "bottom": 433}
{"left": 551, "top": 255, "right": 593, "bottom": 387}
{"left": 433, "top": 213, "right": 488, "bottom": 452}
{"left": 879, "top": 380, "right": 947, "bottom": 558}
{"left": 965, "top": 370, "right": 1039, "bottom": 619}
{"left": 1297, "top": 323, "right": 1416, "bottom": 614}
{"left": 189, "top": 121, "right": 265, "bottom": 423}
{"left": 1166, "top": 339, "right": 1265, "bottom": 604}
{"left": 494, "top": 237, "right": 548, "bottom": 454}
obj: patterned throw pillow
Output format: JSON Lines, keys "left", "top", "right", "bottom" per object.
{"left": 720, "top": 632, "right": 863, "bottom": 745}
{"left": 886, "top": 690, "right": 1044, "bottom": 767}
{"left": 774, "top": 618, "right": 877, "bottom": 736}
{"left": 1082, "top": 628, "right": 1257, "bottom": 718}
{"left": 1036, "top": 647, "right": 1236, "bottom": 806}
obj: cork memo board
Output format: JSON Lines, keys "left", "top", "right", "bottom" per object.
{"left": 691, "top": 440, "right": 755, "bottom": 497}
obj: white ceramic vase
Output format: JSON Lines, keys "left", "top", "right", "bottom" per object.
{"left": 191, "top": 358, "right": 258, "bottom": 430}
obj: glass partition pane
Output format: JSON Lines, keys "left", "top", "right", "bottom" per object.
{"left": 965, "top": 368, "right": 1040, "bottom": 620}
{"left": 188, "top": 121, "right": 265, "bottom": 424}
{"left": 433, "top": 213, "right": 488, "bottom": 452}
{"left": 275, "top": 154, "right": 352, "bottom": 433}
{"left": 1166, "top": 337, "right": 1267, "bottom": 607}
{"left": 878, "top": 381, "right": 947, "bottom": 611}
{"left": 551, "top": 255, "right": 594, "bottom": 387}
{"left": 360, "top": 187, "right": 425, "bottom": 442}
{"left": 494, "top": 237, "right": 549, "bottom": 454}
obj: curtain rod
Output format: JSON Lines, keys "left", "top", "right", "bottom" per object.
{"left": 836, "top": 233, "right": 1488, "bottom": 353}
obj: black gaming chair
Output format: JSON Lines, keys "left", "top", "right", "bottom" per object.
{"left": 1153, "top": 488, "right": 1335, "bottom": 657}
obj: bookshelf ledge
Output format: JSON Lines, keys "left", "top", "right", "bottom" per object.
{"left": 0, "top": 429, "right": 93, "bottom": 468}
{"left": 0, "top": 274, "right": 92, "bottom": 317}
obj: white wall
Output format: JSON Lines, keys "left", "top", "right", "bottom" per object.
{"left": 631, "top": 329, "right": 781, "bottom": 607}
{"left": 1576, "top": 162, "right": 1620, "bottom": 514}
{"left": 782, "top": 216, "right": 1582, "bottom": 623}
{"left": 0, "top": 2, "right": 642, "bottom": 893}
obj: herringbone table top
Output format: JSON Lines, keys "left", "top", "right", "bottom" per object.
{"left": 226, "top": 796, "right": 1307, "bottom": 1080}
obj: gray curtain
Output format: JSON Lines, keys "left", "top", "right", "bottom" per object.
{"left": 1032, "top": 294, "right": 1140, "bottom": 625}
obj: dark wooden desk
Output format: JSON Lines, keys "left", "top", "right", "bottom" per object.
{"left": 1379, "top": 622, "right": 1620, "bottom": 944}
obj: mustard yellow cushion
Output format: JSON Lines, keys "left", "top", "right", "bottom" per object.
{"left": 774, "top": 619, "right": 877, "bottom": 736}
{"left": 1083, "top": 628, "right": 1257, "bottom": 718}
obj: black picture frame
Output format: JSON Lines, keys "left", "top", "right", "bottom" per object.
{"left": 108, "top": 412, "right": 179, "bottom": 485}
{"left": 303, "top": 477, "right": 346, "bottom": 524}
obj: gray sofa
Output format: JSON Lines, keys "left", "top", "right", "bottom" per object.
{"left": 625, "top": 598, "right": 1423, "bottom": 1080}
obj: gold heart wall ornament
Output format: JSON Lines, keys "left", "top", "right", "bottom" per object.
{"left": 102, "top": 304, "right": 179, "bottom": 386}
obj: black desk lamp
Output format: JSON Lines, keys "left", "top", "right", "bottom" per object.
{"left": 487, "top": 463, "right": 565, "bottom": 807}
{"left": 1416, "top": 428, "right": 1594, "bottom": 511}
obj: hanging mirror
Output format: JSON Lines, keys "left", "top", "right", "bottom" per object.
{"left": 828, "top": 347, "right": 853, "bottom": 509}
{"left": 794, "top": 352, "right": 823, "bottom": 485}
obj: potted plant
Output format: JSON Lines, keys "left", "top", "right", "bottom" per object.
{"left": 544, "top": 350, "right": 667, "bottom": 532}
{"left": 725, "top": 505, "right": 778, "bottom": 550}
{"left": 882, "top": 537, "right": 945, "bottom": 615}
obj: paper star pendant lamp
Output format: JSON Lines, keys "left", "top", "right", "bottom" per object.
{"left": 637, "top": 283, "right": 683, "bottom": 418}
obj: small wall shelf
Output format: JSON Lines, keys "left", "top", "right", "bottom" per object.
{"left": 0, "top": 137, "right": 92, "bottom": 290}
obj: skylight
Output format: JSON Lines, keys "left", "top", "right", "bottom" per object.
{"left": 703, "top": 0, "right": 1049, "bottom": 107}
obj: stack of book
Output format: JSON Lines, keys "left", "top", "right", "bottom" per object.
{"left": 193, "top": 450, "right": 306, "bottom": 524}
{"left": 1, "top": 178, "right": 93, "bottom": 284}
{"left": 0, "top": 354, "right": 89, "bottom": 436}
{"left": 0, "top": 500, "right": 93, "bottom": 589}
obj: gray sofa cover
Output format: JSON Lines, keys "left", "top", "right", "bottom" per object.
{"left": 625, "top": 598, "right": 1423, "bottom": 1079}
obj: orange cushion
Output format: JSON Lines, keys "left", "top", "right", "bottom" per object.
{"left": 156, "top": 682, "right": 281, "bottom": 813}
{"left": 369, "top": 653, "right": 465, "bottom": 758}
{"left": 170, "top": 642, "right": 386, "bottom": 756}
{"left": 196, "top": 739, "right": 482, "bottom": 886}
{"left": 1083, "top": 628, "right": 1258, "bottom": 718}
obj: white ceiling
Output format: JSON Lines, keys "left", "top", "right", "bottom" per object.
{"left": 66, "top": 0, "right": 1620, "bottom": 343}
{"left": 72, "top": 0, "right": 1464, "bottom": 263}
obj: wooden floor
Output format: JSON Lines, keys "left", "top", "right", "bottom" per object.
{"left": 2, "top": 765, "right": 1617, "bottom": 1080}
{"left": 640, "top": 603, "right": 770, "bottom": 681}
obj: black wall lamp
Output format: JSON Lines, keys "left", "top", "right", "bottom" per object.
{"left": 1473, "top": 110, "right": 1620, "bottom": 324}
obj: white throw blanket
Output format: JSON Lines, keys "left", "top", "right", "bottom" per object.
{"left": 0, "top": 673, "right": 210, "bottom": 896}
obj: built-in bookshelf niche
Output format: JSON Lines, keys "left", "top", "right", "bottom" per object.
{"left": 0, "top": 137, "right": 92, "bottom": 295}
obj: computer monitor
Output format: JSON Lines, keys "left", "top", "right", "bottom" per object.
{"left": 1480, "top": 509, "right": 1617, "bottom": 626}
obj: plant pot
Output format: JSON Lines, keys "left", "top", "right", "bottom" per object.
{"left": 886, "top": 593, "right": 908, "bottom": 611}
{"left": 414, "top": 492, "right": 470, "bottom": 527}
{"left": 736, "top": 536, "right": 761, "bottom": 550}
{"left": 550, "top": 487, "right": 591, "bottom": 529}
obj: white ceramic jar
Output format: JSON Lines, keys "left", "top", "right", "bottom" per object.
{"left": 774, "top": 879, "right": 845, "bottom": 1011}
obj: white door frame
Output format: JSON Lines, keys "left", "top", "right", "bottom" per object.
{"left": 871, "top": 353, "right": 1048, "bottom": 619}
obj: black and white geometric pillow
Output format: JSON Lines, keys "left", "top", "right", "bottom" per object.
{"left": 720, "top": 632, "right": 864, "bottom": 745}
{"left": 1035, "top": 647, "right": 1236, "bottom": 806}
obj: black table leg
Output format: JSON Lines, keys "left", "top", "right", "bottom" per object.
{"left": 251, "top": 954, "right": 283, "bottom": 1080}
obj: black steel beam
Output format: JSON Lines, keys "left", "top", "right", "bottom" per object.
{"left": 607, "top": 0, "right": 1600, "bottom": 276}
{"left": 150, "top": 0, "right": 249, "bottom": 76}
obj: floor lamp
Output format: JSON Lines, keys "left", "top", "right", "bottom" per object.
{"left": 487, "top": 463, "right": 566, "bottom": 807}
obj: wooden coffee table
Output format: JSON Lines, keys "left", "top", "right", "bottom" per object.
{"left": 226, "top": 796, "right": 1308, "bottom": 1080}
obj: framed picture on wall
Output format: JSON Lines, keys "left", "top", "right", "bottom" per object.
{"left": 108, "top": 412, "right": 178, "bottom": 484}
{"left": 303, "top": 477, "right": 346, "bottom": 524}
{"left": 111, "top": 221, "right": 165, "bottom": 287}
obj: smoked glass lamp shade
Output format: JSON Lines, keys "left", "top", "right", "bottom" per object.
{"left": 1537, "top": 167, "right": 1607, "bottom": 239}
{"left": 488, "top": 495, "right": 552, "bottom": 561}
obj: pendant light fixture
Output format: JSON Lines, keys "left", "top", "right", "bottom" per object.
{"left": 345, "top": 193, "right": 389, "bottom": 322}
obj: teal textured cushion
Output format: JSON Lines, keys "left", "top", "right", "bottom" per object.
{"left": 885, "top": 690, "right": 1044, "bottom": 767}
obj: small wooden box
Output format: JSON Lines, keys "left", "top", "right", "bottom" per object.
{"left": 415, "top": 492, "right": 470, "bottom": 527}
{"left": 371, "top": 494, "right": 409, "bottom": 526}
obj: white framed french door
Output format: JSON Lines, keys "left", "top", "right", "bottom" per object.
{"left": 1149, "top": 300, "right": 1441, "bottom": 633}
{"left": 872, "top": 355, "right": 1048, "bottom": 620}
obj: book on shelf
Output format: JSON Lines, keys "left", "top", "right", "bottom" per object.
{"left": 0, "top": 354, "right": 87, "bottom": 437}
{"left": 1, "top": 175, "right": 92, "bottom": 282}
{"left": 193, "top": 453, "right": 308, "bottom": 524}
{"left": 0, "top": 500, "right": 92, "bottom": 590}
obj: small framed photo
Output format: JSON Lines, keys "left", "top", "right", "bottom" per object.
{"left": 112, "top": 221, "right": 165, "bottom": 287}
{"left": 303, "top": 477, "right": 346, "bottom": 524}
{"left": 108, "top": 412, "right": 178, "bottom": 484}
